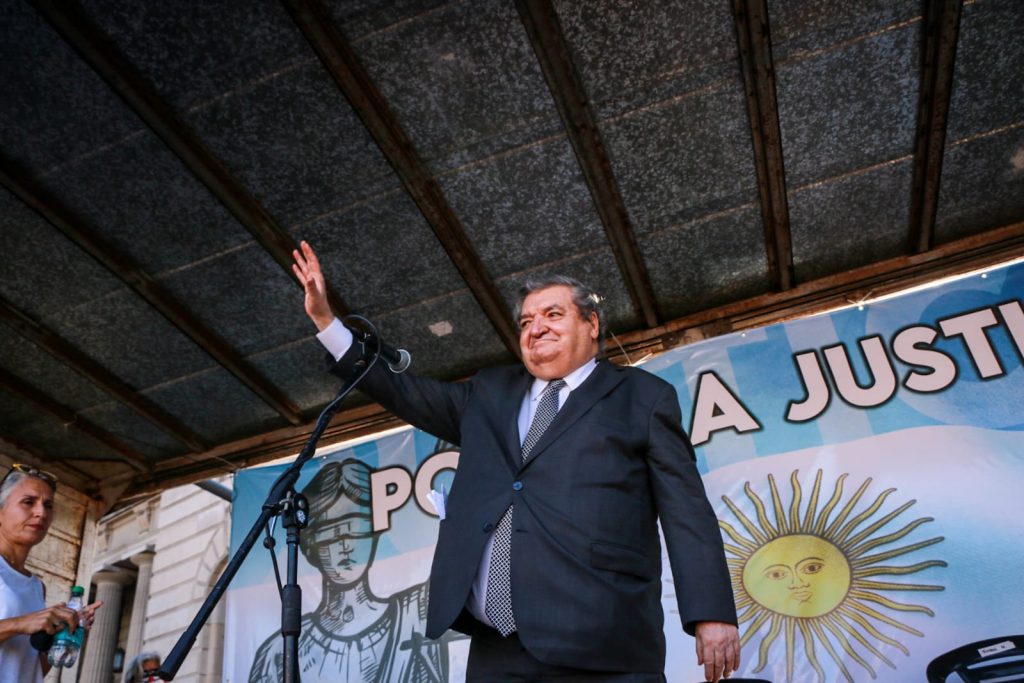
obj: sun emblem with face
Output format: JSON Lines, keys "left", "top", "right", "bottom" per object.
{"left": 719, "top": 470, "right": 946, "bottom": 682}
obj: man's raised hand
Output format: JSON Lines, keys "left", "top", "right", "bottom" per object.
{"left": 291, "top": 241, "right": 334, "bottom": 331}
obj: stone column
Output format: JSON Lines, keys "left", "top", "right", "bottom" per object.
{"left": 78, "top": 569, "right": 134, "bottom": 683}
{"left": 124, "top": 550, "right": 156, "bottom": 666}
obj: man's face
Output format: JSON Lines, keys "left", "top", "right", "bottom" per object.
{"left": 519, "top": 285, "right": 599, "bottom": 380}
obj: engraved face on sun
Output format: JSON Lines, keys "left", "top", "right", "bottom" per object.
{"left": 743, "top": 535, "right": 851, "bottom": 618}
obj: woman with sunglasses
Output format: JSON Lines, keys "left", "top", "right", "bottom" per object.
{"left": 0, "top": 464, "right": 102, "bottom": 682}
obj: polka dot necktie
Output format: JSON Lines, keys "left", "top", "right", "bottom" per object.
{"left": 485, "top": 378, "right": 567, "bottom": 636}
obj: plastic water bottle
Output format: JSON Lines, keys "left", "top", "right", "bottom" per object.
{"left": 47, "top": 585, "right": 85, "bottom": 668}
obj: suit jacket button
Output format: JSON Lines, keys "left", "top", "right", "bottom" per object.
{"left": 512, "top": 481, "right": 523, "bottom": 491}
{"left": 483, "top": 522, "right": 494, "bottom": 532}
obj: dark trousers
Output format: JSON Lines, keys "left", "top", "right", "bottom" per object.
{"left": 466, "top": 628, "right": 666, "bottom": 683}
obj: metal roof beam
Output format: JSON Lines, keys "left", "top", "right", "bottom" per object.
{"left": 0, "top": 160, "right": 305, "bottom": 426}
{"left": 610, "top": 221, "right": 1024, "bottom": 357}
{"left": 0, "top": 294, "right": 207, "bottom": 453}
{"left": 281, "top": 0, "right": 521, "bottom": 357}
{"left": 516, "top": 0, "right": 660, "bottom": 328}
{"left": 0, "top": 432, "right": 98, "bottom": 492}
{"left": 908, "top": 0, "right": 963, "bottom": 253}
{"left": 29, "top": 1, "right": 349, "bottom": 319}
{"left": 0, "top": 367, "right": 149, "bottom": 472}
{"left": 733, "top": 0, "right": 794, "bottom": 291}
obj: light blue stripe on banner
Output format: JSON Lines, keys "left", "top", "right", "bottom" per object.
{"left": 414, "top": 428, "right": 450, "bottom": 462}
{"left": 351, "top": 440, "right": 380, "bottom": 468}
{"left": 725, "top": 324, "right": 824, "bottom": 458}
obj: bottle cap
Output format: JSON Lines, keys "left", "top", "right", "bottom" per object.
{"left": 70, "top": 586, "right": 85, "bottom": 596}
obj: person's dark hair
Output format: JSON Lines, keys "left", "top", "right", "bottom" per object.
{"left": 299, "top": 458, "right": 374, "bottom": 560}
{"left": 514, "top": 274, "right": 606, "bottom": 346}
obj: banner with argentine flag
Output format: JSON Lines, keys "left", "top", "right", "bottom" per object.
{"left": 224, "top": 260, "right": 1023, "bottom": 682}
{"left": 655, "top": 260, "right": 1024, "bottom": 682}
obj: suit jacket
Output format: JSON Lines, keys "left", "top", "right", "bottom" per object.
{"left": 332, "top": 347, "right": 736, "bottom": 673}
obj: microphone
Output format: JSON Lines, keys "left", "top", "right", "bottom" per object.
{"left": 343, "top": 317, "right": 411, "bottom": 373}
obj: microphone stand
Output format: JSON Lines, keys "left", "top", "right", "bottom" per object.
{"left": 158, "top": 345, "right": 380, "bottom": 681}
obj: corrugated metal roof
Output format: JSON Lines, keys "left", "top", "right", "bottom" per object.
{"left": 1, "top": 0, "right": 1021, "bottom": 505}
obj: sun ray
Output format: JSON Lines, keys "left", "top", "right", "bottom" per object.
{"left": 824, "top": 477, "right": 873, "bottom": 538}
{"left": 744, "top": 481, "right": 778, "bottom": 538}
{"left": 721, "top": 495, "right": 769, "bottom": 544}
{"left": 813, "top": 473, "right": 848, "bottom": 535}
{"left": 849, "top": 589, "right": 935, "bottom": 616}
{"left": 837, "top": 605, "right": 910, "bottom": 654}
{"left": 849, "top": 517, "right": 934, "bottom": 556}
{"left": 854, "top": 560, "right": 947, "bottom": 577}
{"left": 737, "top": 604, "right": 758, "bottom": 624}
{"left": 754, "top": 614, "right": 783, "bottom": 672}
{"left": 856, "top": 580, "right": 945, "bottom": 592}
{"left": 854, "top": 537, "right": 944, "bottom": 566}
{"left": 719, "top": 521, "right": 759, "bottom": 552}
{"left": 741, "top": 606, "right": 765, "bottom": 626}
{"left": 833, "top": 487, "right": 895, "bottom": 544}
{"left": 825, "top": 613, "right": 896, "bottom": 669}
{"left": 798, "top": 620, "right": 827, "bottom": 681}
{"left": 734, "top": 594, "right": 754, "bottom": 610}
{"left": 802, "top": 469, "right": 824, "bottom": 533}
{"left": 788, "top": 470, "right": 803, "bottom": 531}
{"left": 767, "top": 474, "right": 789, "bottom": 535}
{"left": 785, "top": 617, "right": 796, "bottom": 682}
{"left": 844, "top": 500, "right": 917, "bottom": 548}
{"left": 723, "top": 545, "right": 749, "bottom": 561}
{"left": 821, "top": 617, "right": 876, "bottom": 678}
{"left": 810, "top": 620, "right": 856, "bottom": 682}
{"left": 741, "top": 609, "right": 772, "bottom": 646}
{"left": 844, "top": 598, "right": 925, "bottom": 636}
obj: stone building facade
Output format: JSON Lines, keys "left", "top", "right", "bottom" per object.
{"left": 78, "top": 480, "right": 231, "bottom": 683}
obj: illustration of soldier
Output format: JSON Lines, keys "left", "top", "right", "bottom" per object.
{"left": 249, "top": 458, "right": 449, "bottom": 682}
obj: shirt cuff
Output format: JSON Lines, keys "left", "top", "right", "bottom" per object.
{"left": 316, "top": 318, "right": 353, "bottom": 362}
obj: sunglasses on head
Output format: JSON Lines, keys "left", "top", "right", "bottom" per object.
{"left": 1, "top": 463, "right": 59, "bottom": 490}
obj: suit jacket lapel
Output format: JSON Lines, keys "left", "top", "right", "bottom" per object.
{"left": 518, "top": 360, "right": 626, "bottom": 471}
{"left": 494, "top": 368, "right": 532, "bottom": 472}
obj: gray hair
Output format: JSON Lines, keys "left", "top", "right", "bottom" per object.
{"left": 513, "top": 274, "right": 606, "bottom": 344}
{"left": 123, "top": 651, "right": 161, "bottom": 683}
{"left": 0, "top": 470, "right": 53, "bottom": 508}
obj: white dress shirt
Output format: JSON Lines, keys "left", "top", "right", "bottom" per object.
{"left": 315, "top": 318, "right": 598, "bottom": 628}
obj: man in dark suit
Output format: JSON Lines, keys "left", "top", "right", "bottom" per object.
{"left": 293, "top": 242, "right": 739, "bottom": 682}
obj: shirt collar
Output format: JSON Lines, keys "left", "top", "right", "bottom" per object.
{"left": 528, "top": 357, "right": 598, "bottom": 401}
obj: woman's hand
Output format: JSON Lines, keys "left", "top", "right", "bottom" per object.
{"left": 18, "top": 603, "right": 81, "bottom": 635}
{"left": 79, "top": 600, "right": 103, "bottom": 631}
